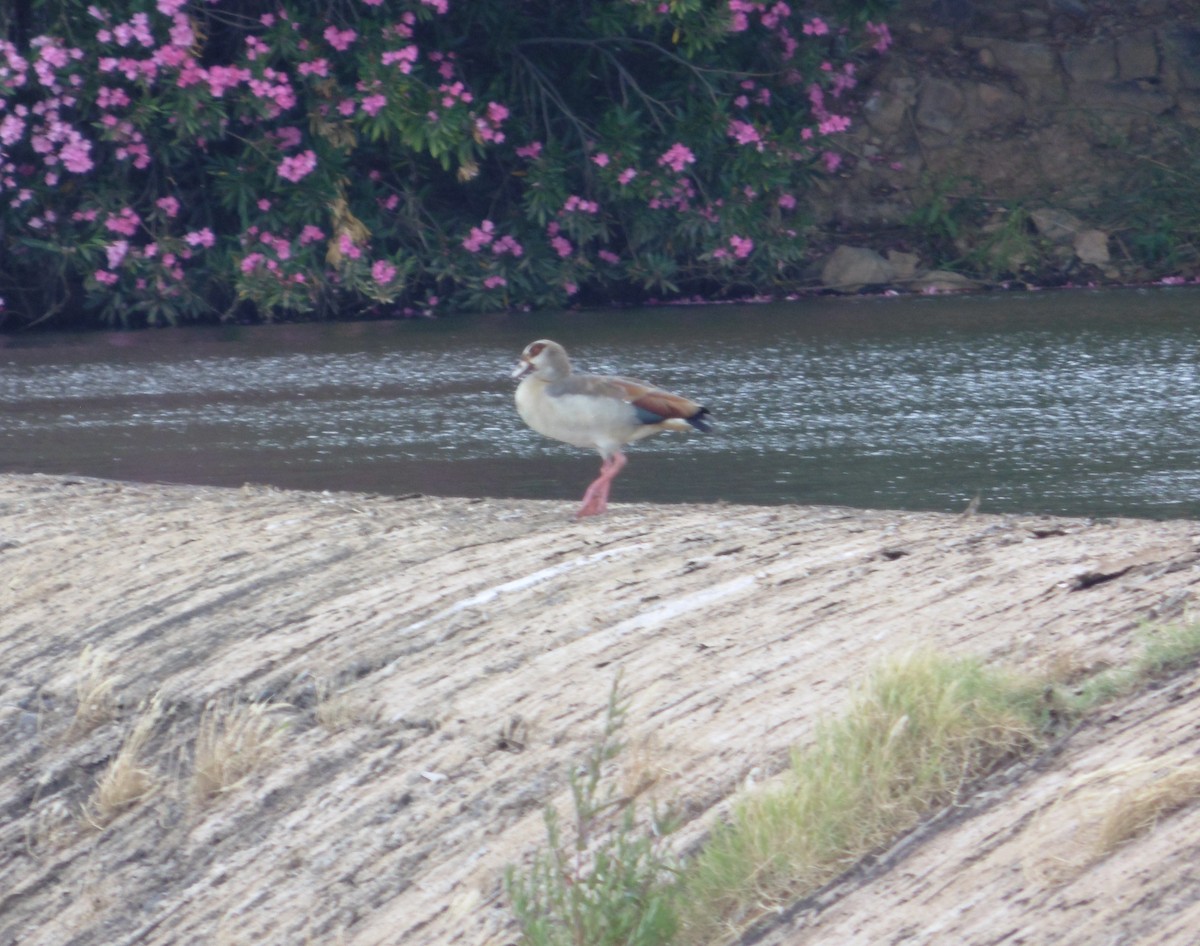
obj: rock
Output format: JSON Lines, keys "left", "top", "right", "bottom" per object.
{"left": 864, "top": 89, "right": 910, "bottom": 137}
{"left": 1063, "top": 41, "right": 1118, "bottom": 85}
{"left": 1049, "top": 0, "right": 1091, "bottom": 27}
{"left": 973, "top": 82, "right": 1024, "bottom": 126}
{"left": 1117, "top": 31, "right": 1160, "bottom": 81}
{"left": 1074, "top": 229, "right": 1111, "bottom": 266}
{"left": 1031, "top": 208, "right": 1084, "bottom": 244}
{"left": 1019, "top": 8, "right": 1050, "bottom": 36}
{"left": 821, "top": 245, "right": 895, "bottom": 292}
{"left": 1068, "top": 83, "right": 1174, "bottom": 136}
{"left": 908, "top": 270, "right": 981, "bottom": 292}
{"left": 985, "top": 40, "right": 1064, "bottom": 102}
{"left": 916, "top": 79, "right": 966, "bottom": 134}
{"left": 886, "top": 250, "right": 921, "bottom": 281}
{"left": 1161, "top": 27, "right": 1200, "bottom": 92}
{"left": 987, "top": 39, "right": 1058, "bottom": 79}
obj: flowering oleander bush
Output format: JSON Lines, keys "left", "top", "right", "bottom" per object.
{"left": 0, "top": 0, "right": 892, "bottom": 328}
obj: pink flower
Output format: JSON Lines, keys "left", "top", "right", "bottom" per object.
{"left": 462, "top": 220, "right": 495, "bottom": 253}
{"left": 275, "top": 126, "right": 303, "bottom": 150}
{"left": 818, "top": 114, "right": 850, "bottom": 135}
{"left": 240, "top": 252, "right": 264, "bottom": 273}
{"left": 618, "top": 168, "right": 637, "bottom": 186}
{"left": 105, "top": 240, "right": 129, "bottom": 268}
{"left": 205, "top": 64, "right": 250, "bottom": 97}
{"left": 299, "top": 225, "right": 325, "bottom": 245}
{"left": 865, "top": 21, "right": 893, "bottom": 53}
{"left": 245, "top": 35, "right": 269, "bottom": 61}
{"left": 338, "top": 233, "right": 362, "bottom": 259}
{"left": 184, "top": 228, "right": 215, "bottom": 248}
{"left": 277, "top": 150, "right": 317, "bottom": 183}
{"left": 104, "top": 207, "right": 141, "bottom": 236}
{"left": 257, "top": 198, "right": 271, "bottom": 211}
{"left": 492, "top": 235, "right": 523, "bottom": 257}
{"left": 592, "top": 153, "right": 610, "bottom": 167}
{"left": 803, "top": 17, "right": 829, "bottom": 36}
{"left": 822, "top": 150, "right": 842, "bottom": 172}
{"left": 598, "top": 250, "right": 620, "bottom": 264}
{"left": 483, "top": 275, "right": 507, "bottom": 289}
{"left": 729, "top": 235, "right": 754, "bottom": 259}
{"left": 94, "top": 270, "right": 119, "bottom": 286}
{"left": 60, "top": 137, "right": 94, "bottom": 174}
{"left": 0, "top": 114, "right": 25, "bottom": 147}
{"left": 516, "top": 142, "right": 543, "bottom": 159}
{"left": 371, "top": 259, "right": 397, "bottom": 284}
{"left": 97, "top": 86, "right": 130, "bottom": 108}
{"left": 551, "top": 235, "right": 573, "bottom": 258}
{"left": 155, "top": 196, "right": 181, "bottom": 218}
{"left": 323, "top": 26, "right": 357, "bottom": 51}
{"left": 658, "top": 143, "right": 695, "bottom": 174}
{"left": 361, "top": 93, "right": 387, "bottom": 116}
{"left": 563, "top": 195, "right": 599, "bottom": 214}
{"left": 298, "top": 58, "right": 330, "bottom": 78}
{"left": 382, "top": 46, "right": 418, "bottom": 73}
{"left": 778, "top": 193, "right": 797, "bottom": 210}
{"left": 728, "top": 119, "right": 763, "bottom": 149}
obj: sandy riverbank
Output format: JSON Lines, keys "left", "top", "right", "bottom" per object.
{"left": 2, "top": 474, "right": 1198, "bottom": 945}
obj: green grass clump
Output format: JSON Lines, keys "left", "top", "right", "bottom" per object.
{"left": 506, "top": 622, "right": 1200, "bottom": 946}
{"left": 1064, "top": 621, "right": 1200, "bottom": 714}
{"left": 506, "top": 675, "right": 680, "bottom": 946}
{"left": 677, "top": 652, "right": 1046, "bottom": 941}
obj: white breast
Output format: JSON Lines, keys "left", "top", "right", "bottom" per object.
{"left": 515, "top": 377, "right": 638, "bottom": 455}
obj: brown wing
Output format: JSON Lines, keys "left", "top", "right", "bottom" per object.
{"left": 549, "top": 372, "right": 710, "bottom": 429}
{"left": 627, "top": 385, "right": 705, "bottom": 420}
{"left": 555, "top": 373, "right": 695, "bottom": 415}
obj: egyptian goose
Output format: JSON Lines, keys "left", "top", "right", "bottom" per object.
{"left": 512, "top": 339, "right": 713, "bottom": 517}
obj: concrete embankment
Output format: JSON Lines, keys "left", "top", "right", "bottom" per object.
{"left": 2, "top": 474, "right": 1198, "bottom": 945}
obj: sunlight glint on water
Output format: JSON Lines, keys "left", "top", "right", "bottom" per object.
{"left": 1, "top": 287, "right": 1198, "bottom": 519}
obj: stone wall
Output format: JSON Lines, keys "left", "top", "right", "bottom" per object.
{"left": 810, "top": 0, "right": 1200, "bottom": 291}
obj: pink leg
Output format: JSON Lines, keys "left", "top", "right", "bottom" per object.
{"left": 576, "top": 452, "right": 627, "bottom": 518}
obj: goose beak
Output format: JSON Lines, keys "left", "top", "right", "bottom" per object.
{"left": 512, "top": 358, "right": 533, "bottom": 379}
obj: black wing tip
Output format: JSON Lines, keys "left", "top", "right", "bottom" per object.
{"left": 688, "top": 407, "right": 714, "bottom": 433}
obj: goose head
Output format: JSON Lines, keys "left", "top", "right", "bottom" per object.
{"left": 512, "top": 339, "right": 572, "bottom": 381}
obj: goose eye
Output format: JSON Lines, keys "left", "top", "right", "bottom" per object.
{"left": 528, "top": 342, "right": 546, "bottom": 357}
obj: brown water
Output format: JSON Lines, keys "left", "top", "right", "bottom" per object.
{"left": 2, "top": 287, "right": 1198, "bottom": 519}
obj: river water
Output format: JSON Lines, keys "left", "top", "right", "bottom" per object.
{"left": 1, "top": 287, "right": 1198, "bottom": 519}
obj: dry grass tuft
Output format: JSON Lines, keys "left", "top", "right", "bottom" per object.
{"left": 70, "top": 645, "right": 118, "bottom": 735}
{"left": 1022, "top": 755, "right": 1200, "bottom": 885}
{"left": 83, "top": 695, "right": 162, "bottom": 828}
{"left": 191, "top": 699, "right": 288, "bottom": 805}
{"left": 314, "top": 682, "right": 377, "bottom": 733}
{"left": 620, "top": 732, "right": 672, "bottom": 801}
{"left": 1094, "top": 763, "right": 1200, "bottom": 856}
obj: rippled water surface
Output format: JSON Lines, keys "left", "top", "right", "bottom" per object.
{"left": 2, "top": 288, "right": 1198, "bottom": 519}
